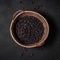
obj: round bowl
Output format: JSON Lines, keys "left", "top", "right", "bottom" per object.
{"left": 10, "top": 10, "right": 49, "bottom": 48}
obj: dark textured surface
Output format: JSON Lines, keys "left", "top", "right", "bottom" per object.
{"left": 0, "top": 0, "right": 60, "bottom": 60}
{"left": 14, "top": 16, "right": 44, "bottom": 45}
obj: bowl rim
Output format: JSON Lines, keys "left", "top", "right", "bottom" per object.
{"left": 10, "top": 10, "right": 49, "bottom": 48}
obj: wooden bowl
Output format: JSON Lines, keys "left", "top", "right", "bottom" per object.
{"left": 10, "top": 10, "right": 49, "bottom": 48}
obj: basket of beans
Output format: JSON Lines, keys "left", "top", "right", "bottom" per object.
{"left": 10, "top": 10, "right": 49, "bottom": 48}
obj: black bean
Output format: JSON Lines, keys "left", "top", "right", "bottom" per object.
{"left": 13, "top": 16, "right": 44, "bottom": 45}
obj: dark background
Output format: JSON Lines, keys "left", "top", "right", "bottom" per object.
{"left": 0, "top": 0, "right": 60, "bottom": 60}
